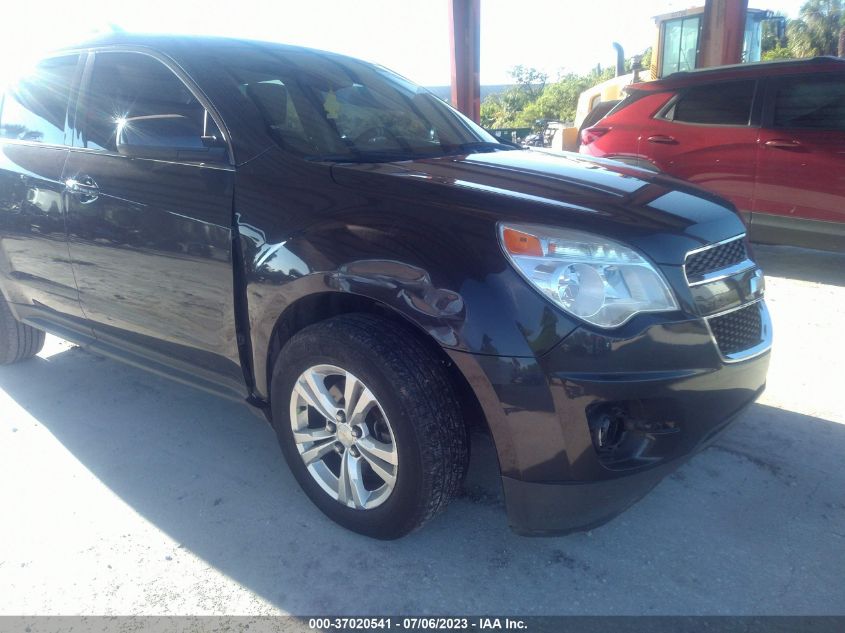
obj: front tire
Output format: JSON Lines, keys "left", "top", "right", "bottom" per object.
{"left": 0, "top": 296, "right": 45, "bottom": 365}
{"left": 270, "top": 313, "right": 468, "bottom": 539}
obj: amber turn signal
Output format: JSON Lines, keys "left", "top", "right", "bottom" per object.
{"left": 502, "top": 227, "right": 542, "bottom": 256}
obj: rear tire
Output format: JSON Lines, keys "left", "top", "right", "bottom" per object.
{"left": 0, "top": 297, "right": 45, "bottom": 365}
{"left": 270, "top": 313, "right": 468, "bottom": 539}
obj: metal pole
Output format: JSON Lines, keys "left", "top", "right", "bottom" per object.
{"left": 449, "top": 0, "right": 481, "bottom": 123}
{"left": 700, "top": 0, "right": 749, "bottom": 67}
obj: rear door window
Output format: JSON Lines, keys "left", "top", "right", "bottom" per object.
{"left": 663, "top": 80, "right": 756, "bottom": 126}
{"left": 80, "top": 52, "right": 222, "bottom": 154}
{"left": 771, "top": 74, "right": 845, "bottom": 130}
{"left": 0, "top": 55, "right": 79, "bottom": 145}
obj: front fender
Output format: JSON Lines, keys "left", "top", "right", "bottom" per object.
{"left": 232, "top": 149, "right": 579, "bottom": 399}
{"left": 238, "top": 226, "right": 578, "bottom": 399}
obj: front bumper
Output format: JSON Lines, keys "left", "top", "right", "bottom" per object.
{"left": 448, "top": 312, "right": 770, "bottom": 535}
{"left": 501, "top": 400, "right": 754, "bottom": 536}
{"left": 502, "top": 460, "right": 681, "bottom": 536}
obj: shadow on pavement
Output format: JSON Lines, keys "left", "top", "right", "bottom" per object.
{"left": 754, "top": 244, "right": 845, "bottom": 287}
{"left": 1, "top": 345, "right": 844, "bottom": 614}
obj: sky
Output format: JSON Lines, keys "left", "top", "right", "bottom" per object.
{"left": 0, "top": 0, "right": 806, "bottom": 86}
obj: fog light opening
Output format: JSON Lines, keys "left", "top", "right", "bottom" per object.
{"left": 589, "top": 408, "right": 626, "bottom": 454}
{"left": 586, "top": 399, "right": 685, "bottom": 470}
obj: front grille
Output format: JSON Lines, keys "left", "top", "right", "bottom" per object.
{"left": 685, "top": 237, "right": 748, "bottom": 279}
{"left": 708, "top": 302, "right": 763, "bottom": 356}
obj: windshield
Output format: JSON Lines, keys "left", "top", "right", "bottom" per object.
{"left": 224, "top": 47, "right": 509, "bottom": 162}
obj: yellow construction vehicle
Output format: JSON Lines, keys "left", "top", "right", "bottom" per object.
{"left": 556, "top": 3, "right": 785, "bottom": 151}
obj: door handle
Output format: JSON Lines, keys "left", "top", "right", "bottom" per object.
{"left": 65, "top": 176, "right": 99, "bottom": 204}
{"left": 647, "top": 135, "right": 678, "bottom": 145}
{"left": 764, "top": 139, "right": 801, "bottom": 149}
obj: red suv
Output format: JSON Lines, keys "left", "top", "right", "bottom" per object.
{"left": 580, "top": 57, "right": 845, "bottom": 252}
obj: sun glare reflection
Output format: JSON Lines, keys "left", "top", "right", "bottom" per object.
{"left": 37, "top": 336, "right": 76, "bottom": 360}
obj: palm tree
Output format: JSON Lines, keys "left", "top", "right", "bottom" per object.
{"left": 789, "top": 0, "right": 845, "bottom": 56}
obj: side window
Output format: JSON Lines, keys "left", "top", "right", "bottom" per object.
{"left": 81, "top": 52, "right": 223, "bottom": 155}
{"left": 243, "top": 79, "right": 309, "bottom": 144}
{"left": 0, "top": 55, "right": 79, "bottom": 145}
{"left": 661, "top": 16, "right": 701, "bottom": 77}
{"left": 664, "top": 80, "right": 755, "bottom": 126}
{"left": 772, "top": 74, "right": 845, "bottom": 130}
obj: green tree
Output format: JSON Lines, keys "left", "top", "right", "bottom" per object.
{"left": 480, "top": 65, "right": 547, "bottom": 128}
{"left": 509, "top": 65, "right": 548, "bottom": 100}
{"left": 788, "top": 0, "right": 844, "bottom": 56}
{"left": 761, "top": 12, "right": 788, "bottom": 54}
{"left": 520, "top": 73, "right": 599, "bottom": 125}
{"left": 480, "top": 48, "right": 655, "bottom": 131}
{"left": 762, "top": 45, "right": 796, "bottom": 60}
{"left": 638, "top": 48, "right": 653, "bottom": 74}
{"left": 480, "top": 86, "right": 532, "bottom": 128}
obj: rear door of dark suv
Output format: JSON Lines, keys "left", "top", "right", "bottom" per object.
{"left": 0, "top": 53, "right": 89, "bottom": 332}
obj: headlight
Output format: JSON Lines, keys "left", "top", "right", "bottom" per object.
{"left": 499, "top": 223, "right": 678, "bottom": 328}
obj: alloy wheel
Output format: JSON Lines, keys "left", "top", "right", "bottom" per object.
{"left": 289, "top": 364, "right": 398, "bottom": 509}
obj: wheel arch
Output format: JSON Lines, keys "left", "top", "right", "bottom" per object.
{"left": 263, "top": 291, "right": 492, "bottom": 440}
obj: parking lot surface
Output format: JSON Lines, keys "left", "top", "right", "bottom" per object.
{"left": 1, "top": 244, "right": 843, "bottom": 615}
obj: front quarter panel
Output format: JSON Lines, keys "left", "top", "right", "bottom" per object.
{"left": 233, "top": 148, "right": 580, "bottom": 398}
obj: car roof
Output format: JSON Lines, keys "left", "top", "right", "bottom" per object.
{"left": 56, "top": 31, "right": 347, "bottom": 61}
{"left": 629, "top": 56, "right": 845, "bottom": 91}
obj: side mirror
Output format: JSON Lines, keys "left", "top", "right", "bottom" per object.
{"left": 116, "top": 114, "right": 227, "bottom": 163}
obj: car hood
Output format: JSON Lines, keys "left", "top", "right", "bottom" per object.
{"left": 330, "top": 149, "right": 747, "bottom": 265}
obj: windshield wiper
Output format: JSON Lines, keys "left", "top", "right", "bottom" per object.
{"left": 443, "top": 141, "right": 522, "bottom": 154}
{"left": 304, "top": 152, "right": 433, "bottom": 164}
{"left": 305, "top": 141, "right": 521, "bottom": 163}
